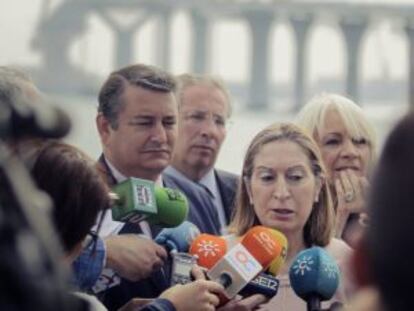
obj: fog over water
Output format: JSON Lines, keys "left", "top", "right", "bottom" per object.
{"left": 1, "top": 0, "right": 411, "bottom": 173}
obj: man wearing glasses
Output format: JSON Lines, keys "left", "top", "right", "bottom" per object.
{"left": 163, "top": 74, "right": 238, "bottom": 235}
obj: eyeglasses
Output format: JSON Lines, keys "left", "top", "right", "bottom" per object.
{"left": 183, "top": 110, "right": 230, "bottom": 129}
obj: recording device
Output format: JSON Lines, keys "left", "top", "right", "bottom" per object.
{"left": 207, "top": 226, "right": 282, "bottom": 299}
{"left": 155, "top": 221, "right": 200, "bottom": 252}
{"left": 155, "top": 221, "right": 201, "bottom": 286}
{"left": 0, "top": 90, "right": 83, "bottom": 309}
{"left": 289, "top": 247, "right": 340, "bottom": 311}
{"left": 170, "top": 252, "right": 198, "bottom": 285}
{"left": 111, "top": 178, "right": 189, "bottom": 227}
{"left": 168, "top": 233, "right": 227, "bottom": 286}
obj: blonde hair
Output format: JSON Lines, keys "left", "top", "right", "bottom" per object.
{"left": 175, "top": 73, "right": 233, "bottom": 117}
{"left": 295, "top": 93, "right": 377, "bottom": 164}
{"left": 228, "top": 123, "right": 334, "bottom": 247}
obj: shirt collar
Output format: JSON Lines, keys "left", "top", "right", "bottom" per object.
{"left": 198, "top": 169, "right": 217, "bottom": 198}
{"left": 104, "top": 156, "right": 163, "bottom": 186}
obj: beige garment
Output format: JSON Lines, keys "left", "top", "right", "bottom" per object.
{"left": 224, "top": 236, "right": 354, "bottom": 311}
{"left": 343, "top": 287, "right": 384, "bottom": 311}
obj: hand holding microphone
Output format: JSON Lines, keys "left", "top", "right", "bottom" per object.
{"left": 160, "top": 266, "right": 225, "bottom": 311}
{"left": 104, "top": 234, "right": 167, "bottom": 282}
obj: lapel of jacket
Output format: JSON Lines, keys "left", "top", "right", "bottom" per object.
{"left": 215, "top": 169, "right": 237, "bottom": 224}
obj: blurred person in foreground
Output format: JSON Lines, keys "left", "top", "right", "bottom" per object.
{"left": 27, "top": 140, "right": 225, "bottom": 311}
{"left": 164, "top": 73, "right": 238, "bottom": 235}
{"left": 0, "top": 66, "right": 85, "bottom": 310}
{"left": 346, "top": 112, "right": 414, "bottom": 311}
{"left": 228, "top": 123, "right": 354, "bottom": 310}
{"left": 296, "top": 93, "right": 377, "bottom": 248}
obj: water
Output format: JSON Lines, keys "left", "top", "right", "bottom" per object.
{"left": 55, "top": 95, "right": 409, "bottom": 175}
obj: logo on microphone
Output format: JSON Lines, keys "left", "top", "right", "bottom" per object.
{"left": 196, "top": 239, "right": 221, "bottom": 257}
{"left": 165, "top": 188, "right": 185, "bottom": 202}
{"left": 291, "top": 256, "right": 314, "bottom": 276}
{"left": 135, "top": 185, "right": 154, "bottom": 207}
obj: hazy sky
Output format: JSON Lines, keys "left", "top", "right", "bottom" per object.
{"left": 1, "top": 0, "right": 411, "bottom": 172}
{"left": 0, "top": 0, "right": 411, "bottom": 84}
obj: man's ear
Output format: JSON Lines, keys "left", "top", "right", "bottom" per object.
{"left": 96, "top": 113, "right": 112, "bottom": 146}
{"left": 244, "top": 177, "right": 253, "bottom": 205}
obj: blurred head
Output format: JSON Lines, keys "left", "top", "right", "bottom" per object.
{"left": 172, "top": 73, "right": 232, "bottom": 181}
{"left": 97, "top": 64, "right": 177, "bottom": 181}
{"left": 28, "top": 140, "right": 111, "bottom": 256}
{"left": 296, "top": 93, "right": 376, "bottom": 181}
{"left": 365, "top": 113, "right": 414, "bottom": 310}
{"left": 229, "top": 123, "right": 334, "bottom": 247}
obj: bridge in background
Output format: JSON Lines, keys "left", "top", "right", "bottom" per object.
{"left": 31, "top": 0, "right": 414, "bottom": 110}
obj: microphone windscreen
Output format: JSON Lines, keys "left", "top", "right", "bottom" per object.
{"left": 189, "top": 234, "right": 227, "bottom": 269}
{"left": 111, "top": 178, "right": 158, "bottom": 223}
{"left": 289, "top": 247, "right": 340, "bottom": 302}
{"left": 149, "top": 187, "right": 189, "bottom": 227}
{"left": 267, "top": 229, "right": 288, "bottom": 276}
{"left": 241, "top": 226, "right": 283, "bottom": 268}
{"left": 154, "top": 221, "right": 200, "bottom": 252}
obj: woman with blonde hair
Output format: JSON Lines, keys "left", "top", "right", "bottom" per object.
{"left": 228, "top": 123, "right": 353, "bottom": 310}
{"left": 296, "top": 93, "right": 376, "bottom": 247}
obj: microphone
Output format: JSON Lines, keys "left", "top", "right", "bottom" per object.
{"left": 289, "top": 247, "right": 340, "bottom": 311}
{"left": 238, "top": 272, "right": 280, "bottom": 298}
{"left": 189, "top": 234, "right": 228, "bottom": 269}
{"left": 155, "top": 221, "right": 201, "bottom": 253}
{"left": 207, "top": 226, "right": 282, "bottom": 299}
{"left": 111, "top": 178, "right": 188, "bottom": 227}
{"left": 268, "top": 229, "right": 288, "bottom": 275}
{"left": 154, "top": 221, "right": 201, "bottom": 286}
{"left": 3, "top": 91, "right": 71, "bottom": 139}
{"left": 239, "top": 230, "right": 287, "bottom": 299}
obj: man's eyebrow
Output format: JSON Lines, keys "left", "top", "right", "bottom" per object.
{"left": 130, "top": 115, "right": 154, "bottom": 120}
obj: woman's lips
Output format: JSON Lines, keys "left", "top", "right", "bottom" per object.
{"left": 271, "top": 208, "right": 294, "bottom": 219}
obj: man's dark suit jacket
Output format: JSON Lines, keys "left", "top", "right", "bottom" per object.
{"left": 95, "top": 156, "right": 169, "bottom": 311}
{"left": 162, "top": 167, "right": 239, "bottom": 235}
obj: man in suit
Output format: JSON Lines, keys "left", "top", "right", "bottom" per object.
{"left": 90, "top": 64, "right": 178, "bottom": 310}
{"left": 164, "top": 74, "right": 239, "bottom": 235}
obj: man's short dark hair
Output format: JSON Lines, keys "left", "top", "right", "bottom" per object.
{"left": 98, "top": 64, "right": 177, "bottom": 129}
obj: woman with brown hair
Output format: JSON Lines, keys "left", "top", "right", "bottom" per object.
{"left": 228, "top": 123, "right": 353, "bottom": 310}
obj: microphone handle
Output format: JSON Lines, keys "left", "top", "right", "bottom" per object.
{"left": 321, "top": 302, "right": 344, "bottom": 311}
{"left": 307, "top": 296, "right": 321, "bottom": 311}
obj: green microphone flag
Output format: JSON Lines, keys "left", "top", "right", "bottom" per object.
{"left": 110, "top": 178, "right": 189, "bottom": 227}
